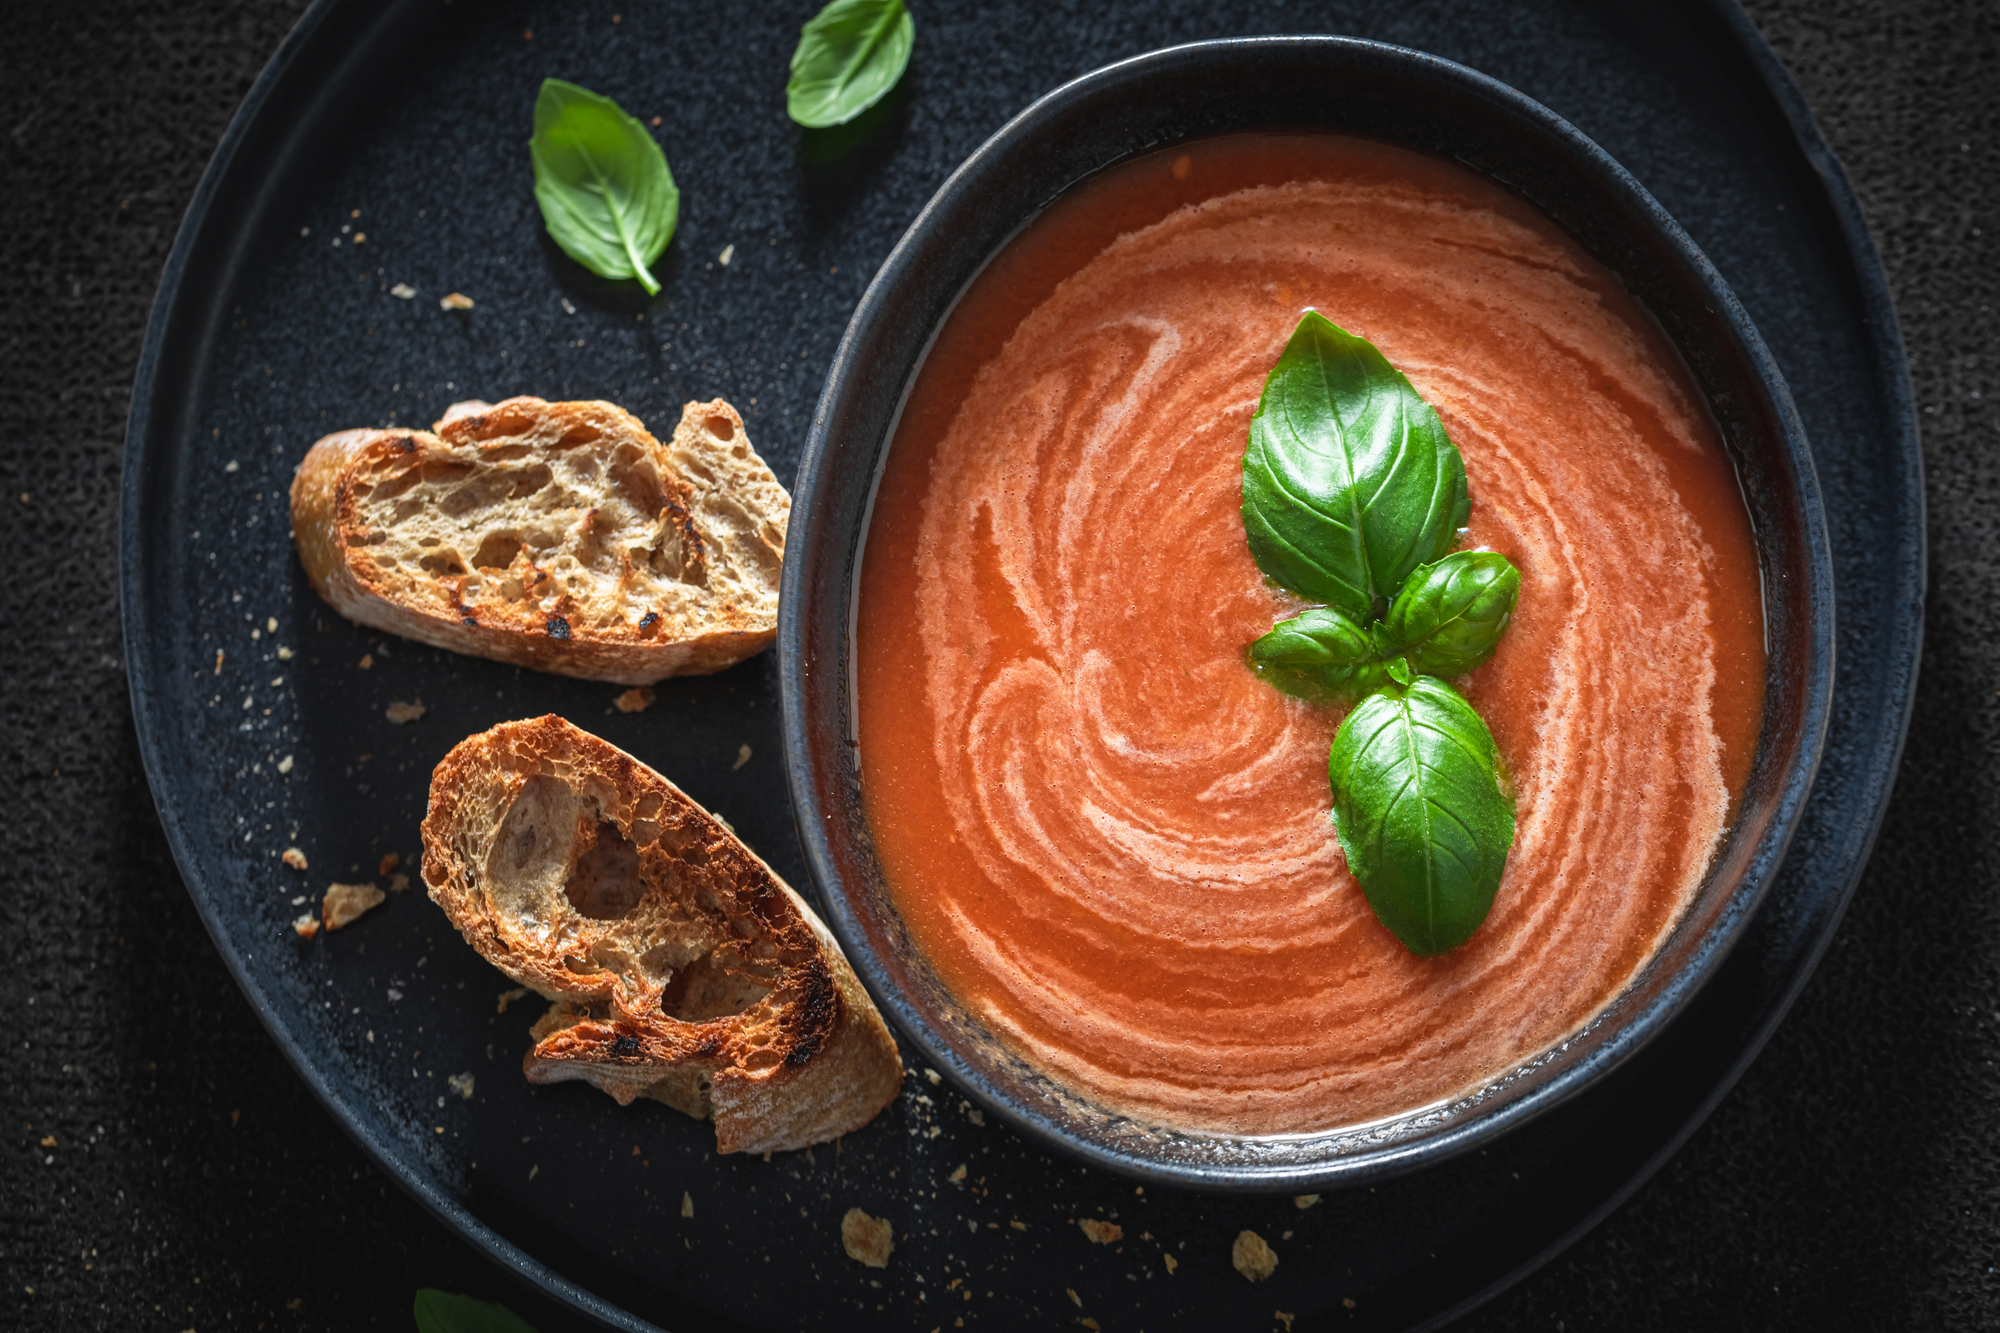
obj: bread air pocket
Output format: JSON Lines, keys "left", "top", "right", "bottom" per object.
{"left": 420, "top": 715, "right": 902, "bottom": 1154}
{"left": 290, "top": 396, "right": 789, "bottom": 684}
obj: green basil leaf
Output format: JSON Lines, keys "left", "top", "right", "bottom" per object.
{"left": 787, "top": 0, "right": 915, "bottom": 129}
{"left": 1242, "top": 311, "right": 1470, "bottom": 619}
{"left": 1248, "top": 606, "right": 1378, "bottom": 701}
{"left": 1328, "top": 675, "right": 1514, "bottom": 956}
{"left": 1383, "top": 550, "right": 1521, "bottom": 677}
{"left": 413, "top": 1289, "right": 539, "bottom": 1333}
{"left": 529, "top": 79, "right": 679, "bottom": 295}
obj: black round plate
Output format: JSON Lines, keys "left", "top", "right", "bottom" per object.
{"left": 120, "top": 2, "right": 1920, "bottom": 1331}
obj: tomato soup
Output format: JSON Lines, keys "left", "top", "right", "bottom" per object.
{"left": 854, "top": 134, "right": 1765, "bottom": 1136}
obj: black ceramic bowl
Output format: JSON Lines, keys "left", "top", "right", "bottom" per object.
{"left": 779, "top": 36, "right": 1835, "bottom": 1193}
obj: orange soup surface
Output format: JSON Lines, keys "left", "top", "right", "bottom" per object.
{"left": 855, "top": 134, "right": 1766, "bottom": 1136}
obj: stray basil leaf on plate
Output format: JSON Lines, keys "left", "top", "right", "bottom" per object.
{"left": 529, "top": 79, "right": 679, "bottom": 295}
{"left": 413, "top": 1288, "right": 540, "bottom": 1333}
{"left": 1242, "top": 310, "right": 1470, "bottom": 619}
{"left": 1383, "top": 549, "right": 1521, "bottom": 677}
{"left": 1327, "top": 676, "right": 1515, "bottom": 956}
{"left": 787, "top": 0, "right": 916, "bottom": 129}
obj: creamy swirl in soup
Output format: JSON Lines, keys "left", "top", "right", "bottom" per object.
{"left": 855, "top": 135, "right": 1765, "bottom": 1135}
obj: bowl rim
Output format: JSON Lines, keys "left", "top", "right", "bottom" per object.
{"left": 779, "top": 33, "right": 1836, "bottom": 1193}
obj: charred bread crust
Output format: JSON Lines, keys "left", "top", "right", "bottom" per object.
{"left": 289, "top": 397, "right": 788, "bottom": 684}
{"left": 420, "top": 715, "right": 902, "bottom": 1154}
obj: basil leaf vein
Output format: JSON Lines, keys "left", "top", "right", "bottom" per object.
{"left": 1242, "top": 311, "right": 1469, "bottom": 618}
{"left": 787, "top": 0, "right": 916, "bottom": 129}
{"left": 529, "top": 79, "right": 679, "bottom": 295}
{"left": 1328, "top": 676, "right": 1514, "bottom": 956}
{"left": 1383, "top": 550, "right": 1522, "bottom": 677}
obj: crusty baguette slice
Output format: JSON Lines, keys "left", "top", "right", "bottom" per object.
{"left": 419, "top": 715, "right": 903, "bottom": 1154}
{"left": 290, "top": 396, "right": 789, "bottom": 684}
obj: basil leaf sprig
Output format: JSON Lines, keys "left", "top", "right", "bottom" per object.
{"left": 1242, "top": 311, "right": 1520, "bottom": 956}
{"left": 787, "top": 0, "right": 916, "bottom": 129}
{"left": 1249, "top": 605, "right": 1388, "bottom": 703}
{"left": 1382, "top": 550, "right": 1520, "bottom": 677}
{"left": 1327, "top": 677, "right": 1517, "bottom": 956}
{"left": 1242, "top": 310, "right": 1469, "bottom": 620}
{"left": 529, "top": 79, "right": 679, "bottom": 295}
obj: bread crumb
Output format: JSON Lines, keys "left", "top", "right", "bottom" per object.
{"left": 358, "top": 653, "right": 373, "bottom": 669}
{"left": 681, "top": 1191, "right": 694, "bottom": 1218}
{"left": 732, "top": 743, "right": 752, "bottom": 770}
{"left": 277, "top": 754, "right": 294, "bottom": 774}
{"left": 446, "top": 1072, "right": 475, "bottom": 1100}
{"left": 385, "top": 700, "right": 425, "bottom": 724}
{"left": 40, "top": 1135, "right": 57, "bottom": 1148}
{"left": 276, "top": 646, "right": 293, "bottom": 660}
{"left": 1293, "top": 1193, "right": 1321, "bottom": 1210}
{"left": 1163, "top": 1253, "right": 1178, "bottom": 1274}
{"left": 389, "top": 872, "right": 411, "bottom": 893}
{"left": 1009, "top": 1220, "right": 1026, "bottom": 1231}
{"left": 614, "top": 686, "right": 655, "bottom": 713}
{"left": 496, "top": 986, "right": 529, "bottom": 1014}
{"left": 1342, "top": 1297, "right": 1357, "bottom": 1309}
{"left": 1233, "top": 1230, "right": 1278, "bottom": 1282}
{"left": 322, "top": 881, "right": 385, "bottom": 930}
{"left": 1065, "top": 1287, "right": 1081, "bottom": 1307}
{"left": 390, "top": 283, "right": 416, "bottom": 299}
{"left": 965, "top": 1108, "right": 985, "bottom": 1126}
{"left": 842, "top": 1208, "right": 893, "bottom": 1268}
{"left": 924, "top": 1068, "right": 941, "bottom": 1085}
{"left": 440, "top": 292, "right": 475, "bottom": 310}
{"left": 282, "top": 847, "right": 309, "bottom": 871}
{"left": 1276, "top": 1312, "right": 1295, "bottom": 1331}
{"left": 947, "top": 1164, "right": 967, "bottom": 1184}
{"left": 1078, "top": 1219, "right": 1124, "bottom": 1245}
{"left": 214, "top": 650, "right": 224, "bottom": 675}
{"left": 379, "top": 852, "right": 401, "bottom": 876}
{"left": 718, "top": 244, "right": 734, "bottom": 266}
{"left": 291, "top": 913, "right": 321, "bottom": 938}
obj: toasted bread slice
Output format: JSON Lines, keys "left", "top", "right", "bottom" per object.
{"left": 419, "top": 716, "right": 903, "bottom": 1154}
{"left": 290, "top": 396, "right": 789, "bottom": 684}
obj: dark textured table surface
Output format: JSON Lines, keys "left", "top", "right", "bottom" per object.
{"left": 2, "top": 1, "right": 1995, "bottom": 1329}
